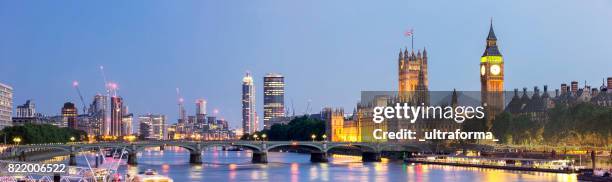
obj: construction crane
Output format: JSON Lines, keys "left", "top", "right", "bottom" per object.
{"left": 72, "top": 81, "right": 88, "bottom": 113}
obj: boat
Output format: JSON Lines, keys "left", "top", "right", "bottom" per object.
{"left": 128, "top": 169, "right": 174, "bottom": 182}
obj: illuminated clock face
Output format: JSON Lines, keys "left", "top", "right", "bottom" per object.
{"left": 480, "top": 65, "right": 486, "bottom": 76}
{"left": 490, "top": 65, "right": 501, "bottom": 75}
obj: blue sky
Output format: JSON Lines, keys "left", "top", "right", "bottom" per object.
{"left": 1, "top": 0, "right": 611, "bottom": 128}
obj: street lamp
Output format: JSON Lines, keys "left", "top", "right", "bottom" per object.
{"left": 70, "top": 136, "right": 76, "bottom": 142}
{"left": 261, "top": 134, "right": 267, "bottom": 141}
{"left": 253, "top": 134, "right": 259, "bottom": 141}
{"left": 311, "top": 134, "right": 316, "bottom": 142}
{"left": 13, "top": 137, "right": 21, "bottom": 145}
{"left": 322, "top": 134, "right": 327, "bottom": 142}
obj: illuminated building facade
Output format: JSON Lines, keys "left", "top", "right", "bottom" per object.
{"left": 61, "top": 102, "right": 78, "bottom": 129}
{"left": 242, "top": 72, "right": 257, "bottom": 134}
{"left": 480, "top": 21, "right": 505, "bottom": 130}
{"left": 0, "top": 82, "right": 12, "bottom": 129}
{"left": 322, "top": 108, "right": 360, "bottom": 142}
{"left": 89, "top": 94, "right": 107, "bottom": 136}
{"left": 138, "top": 114, "right": 166, "bottom": 140}
{"left": 398, "top": 47, "right": 428, "bottom": 100}
{"left": 110, "top": 96, "right": 123, "bottom": 136}
{"left": 263, "top": 73, "right": 285, "bottom": 129}
{"left": 121, "top": 113, "right": 133, "bottom": 136}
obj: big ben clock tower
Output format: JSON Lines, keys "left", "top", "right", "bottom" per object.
{"left": 480, "top": 20, "right": 504, "bottom": 130}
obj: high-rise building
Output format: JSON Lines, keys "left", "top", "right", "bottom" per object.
{"left": 480, "top": 21, "right": 505, "bottom": 130}
{"left": 138, "top": 114, "right": 166, "bottom": 140}
{"left": 0, "top": 82, "right": 12, "bottom": 129}
{"left": 62, "top": 102, "right": 78, "bottom": 129}
{"left": 121, "top": 113, "right": 133, "bottom": 136}
{"left": 110, "top": 96, "right": 123, "bottom": 136}
{"left": 242, "top": 72, "right": 257, "bottom": 134}
{"left": 89, "top": 94, "right": 107, "bottom": 136}
{"left": 16, "top": 100, "right": 35, "bottom": 118}
{"left": 263, "top": 73, "right": 285, "bottom": 129}
{"left": 195, "top": 99, "right": 207, "bottom": 124}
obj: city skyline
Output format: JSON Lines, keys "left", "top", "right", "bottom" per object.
{"left": 1, "top": 0, "right": 611, "bottom": 128}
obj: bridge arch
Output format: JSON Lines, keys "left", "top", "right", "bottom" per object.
{"left": 265, "top": 143, "right": 323, "bottom": 153}
{"left": 201, "top": 143, "right": 262, "bottom": 152}
{"left": 14, "top": 146, "right": 73, "bottom": 154}
{"left": 324, "top": 143, "right": 377, "bottom": 153}
{"left": 135, "top": 143, "right": 197, "bottom": 152}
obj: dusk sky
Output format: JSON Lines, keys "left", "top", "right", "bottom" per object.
{"left": 1, "top": 0, "right": 611, "bottom": 128}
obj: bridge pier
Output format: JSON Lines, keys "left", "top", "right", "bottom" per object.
{"left": 252, "top": 152, "right": 268, "bottom": 163}
{"left": 127, "top": 151, "right": 138, "bottom": 165}
{"left": 160, "top": 145, "right": 165, "bottom": 151}
{"left": 310, "top": 152, "right": 328, "bottom": 163}
{"left": 189, "top": 150, "right": 202, "bottom": 164}
{"left": 362, "top": 152, "right": 381, "bottom": 162}
{"left": 69, "top": 153, "right": 77, "bottom": 166}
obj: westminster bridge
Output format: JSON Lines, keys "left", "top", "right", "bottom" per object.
{"left": 6, "top": 141, "right": 492, "bottom": 165}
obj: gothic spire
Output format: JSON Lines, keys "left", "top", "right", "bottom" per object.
{"left": 487, "top": 18, "right": 497, "bottom": 41}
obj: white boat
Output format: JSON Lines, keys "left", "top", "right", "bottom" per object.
{"left": 128, "top": 169, "right": 174, "bottom": 182}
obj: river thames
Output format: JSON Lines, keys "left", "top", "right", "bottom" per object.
{"left": 63, "top": 146, "right": 578, "bottom": 182}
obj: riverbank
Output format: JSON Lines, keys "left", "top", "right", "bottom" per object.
{"left": 0, "top": 149, "right": 69, "bottom": 161}
{"left": 405, "top": 158, "right": 580, "bottom": 174}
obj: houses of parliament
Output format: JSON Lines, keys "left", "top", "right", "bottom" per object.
{"left": 322, "top": 22, "right": 505, "bottom": 142}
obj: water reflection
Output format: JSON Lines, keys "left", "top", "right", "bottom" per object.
{"left": 58, "top": 146, "right": 578, "bottom": 182}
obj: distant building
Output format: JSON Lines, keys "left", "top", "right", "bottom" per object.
{"left": 195, "top": 99, "right": 207, "bottom": 124}
{"left": 138, "top": 114, "right": 166, "bottom": 140}
{"left": 62, "top": 102, "right": 78, "bottom": 129}
{"left": 268, "top": 116, "right": 294, "bottom": 127}
{"left": 0, "top": 82, "right": 12, "bottom": 129}
{"left": 242, "top": 72, "right": 257, "bottom": 134}
{"left": 263, "top": 73, "right": 285, "bottom": 129}
{"left": 12, "top": 100, "right": 49, "bottom": 125}
{"left": 121, "top": 113, "right": 133, "bottom": 136}
{"left": 16, "top": 100, "right": 35, "bottom": 118}
{"left": 505, "top": 86, "right": 553, "bottom": 122}
{"left": 110, "top": 96, "right": 123, "bottom": 136}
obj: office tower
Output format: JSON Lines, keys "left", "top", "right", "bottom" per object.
{"left": 139, "top": 114, "right": 166, "bottom": 140}
{"left": 195, "top": 99, "right": 207, "bottom": 124}
{"left": 480, "top": 21, "right": 505, "bottom": 130}
{"left": 62, "top": 102, "right": 78, "bottom": 129}
{"left": 16, "top": 100, "right": 35, "bottom": 118}
{"left": 90, "top": 94, "right": 107, "bottom": 136}
{"left": 110, "top": 96, "right": 123, "bottom": 136}
{"left": 0, "top": 83, "right": 12, "bottom": 129}
{"left": 121, "top": 113, "right": 133, "bottom": 136}
{"left": 242, "top": 72, "right": 257, "bottom": 134}
{"left": 263, "top": 73, "right": 285, "bottom": 130}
